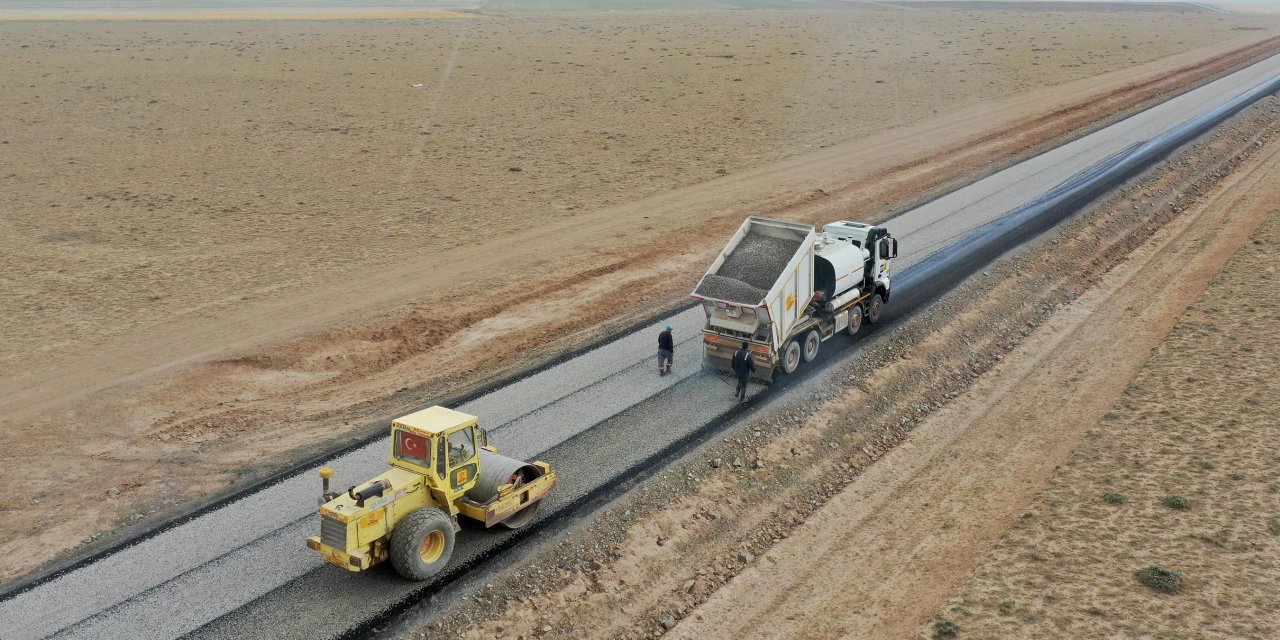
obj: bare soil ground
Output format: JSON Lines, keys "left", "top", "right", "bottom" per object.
{"left": 3, "top": 7, "right": 1279, "bottom": 583}
{"left": 402, "top": 99, "right": 1280, "bottom": 640}
{"left": 678, "top": 108, "right": 1280, "bottom": 640}
{"left": 938, "top": 131, "right": 1280, "bottom": 639}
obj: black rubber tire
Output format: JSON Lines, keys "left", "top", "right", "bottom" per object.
{"left": 390, "top": 507, "right": 456, "bottom": 581}
{"left": 846, "top": 306, "right": 863, "bottom": 336}
{"left": 780, "top": 340, "right": 801, "bottom": 374}
{"left": 801, "top": 330, "right": 820, "bottom": 363}
{"left": 867, "top": 293, "right": 884, "bottom": 324}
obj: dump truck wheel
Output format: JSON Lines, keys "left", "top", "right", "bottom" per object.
{"left": 499, "top": 500, "right": 540, "bottom": 530}
{"left": 867, "top": 294, "right": 884, "bottom": 324}
{"left": 390, "top": 507, "right": 456, "bottom": 581}
{"left": 801, "top": 330, "right": 820, "bottom": 363}
{"left": 846, "top": 306, "right": 863, "bottom": 336}
{"left": 780, "top": 340, "right": 801, "bottom": 374}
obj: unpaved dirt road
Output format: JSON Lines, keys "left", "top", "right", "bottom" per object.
{"left": 4, "top": 8, "right": 1280, "bottom": 586}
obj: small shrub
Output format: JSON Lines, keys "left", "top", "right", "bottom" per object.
{"left": 1198, "top": 461, "right": 1216, "bottom": 471}
{"left": 998, "top": 600, "right": 1015, "bottom": 615}
{"left": 933, "top": 618, "right": 961, "bottom": 639}
{"left": 1103, "top": 492, "right": 1125, "bottom": 505}
{"left": 1163, "top": 495, "right": 1190, "bottom": 510}
{"left": 1135, "top": 565, "right": 1184, "bottom": 593}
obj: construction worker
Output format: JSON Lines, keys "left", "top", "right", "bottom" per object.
{"left": 731, "top": 341, "right": 755, "bottom": 401}
{"left": 657, "top": 324, "right": 674, "bottom": 375}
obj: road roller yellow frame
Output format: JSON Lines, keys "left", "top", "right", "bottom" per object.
{"left": 306, "top": 406, "right": 556, "bottom": 579}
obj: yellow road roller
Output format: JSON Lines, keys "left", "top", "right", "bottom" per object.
{"left": 306, "top": 406, "right": 556, "bottom": 580}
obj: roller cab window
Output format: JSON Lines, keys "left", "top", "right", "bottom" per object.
{"left": 448, "top": 427, "right": 475, "bottom": 466}
{"left": 393, "top": 430, "right": 430, "bottom": 466}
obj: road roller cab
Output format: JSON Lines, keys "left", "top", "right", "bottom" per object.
{"left": 306, "top": 406, "right": 556, "bottom": 580}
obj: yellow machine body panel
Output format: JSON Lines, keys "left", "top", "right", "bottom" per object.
{"left": 393, "top": 406, "right": 478, "bottom": 437}
{"left": 308, "top": 465, "right": 432, "bottom": 571}
{"left": 307, "top": 405, "right": 556, "bottom": 577}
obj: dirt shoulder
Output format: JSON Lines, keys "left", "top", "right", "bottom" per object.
{"left": 399, "top": 100, "right": 1280, "bottom": 640}
{"left": 673, "top": 102, "right": 1280, "bottom": 640}
{"left": 4, "top": 14, "right": 1280, "bottom": 585}
{"left": 937, "top": 123, "right": 1280, "bottom": 639}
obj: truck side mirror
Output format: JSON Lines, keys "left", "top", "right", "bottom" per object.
{"left": 889, "top": 238, "right": 898, "bottom": 258}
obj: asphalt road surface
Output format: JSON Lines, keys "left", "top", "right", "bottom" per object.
{"left": 4, "top": 52, "right": 1280, "bottom": 640}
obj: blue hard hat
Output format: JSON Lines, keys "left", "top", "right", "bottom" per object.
{"left": 665, "top": 324, "right": 673, "bottom": 330}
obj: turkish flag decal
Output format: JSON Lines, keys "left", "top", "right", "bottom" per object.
{"left": 400, "top": 432, "right": 426, "bottom": 458}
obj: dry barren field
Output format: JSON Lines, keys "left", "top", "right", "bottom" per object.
{"left": 4, "top": 7, "right": 1264, "bottom": 399}
{"left": 939, "top": 152, "right": 1280, "bottom": 638}
{"left": 3, "top": 5, "right": 1280, "bottom": 583}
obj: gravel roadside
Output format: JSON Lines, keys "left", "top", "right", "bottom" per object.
{"left": 398, "top": 98, "right": 1280, "bottom": 640}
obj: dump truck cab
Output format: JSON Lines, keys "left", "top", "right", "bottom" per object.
{"left": 307, "top": 406, "right": 555, "bottom": 580}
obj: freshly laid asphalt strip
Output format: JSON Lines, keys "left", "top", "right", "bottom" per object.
{"left": 3, "top": 52, "right": 1279, "bottom": 640}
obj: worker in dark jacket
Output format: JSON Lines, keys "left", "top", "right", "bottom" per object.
{"left": 657, "top": 324, "right": 674, "bottom": 375}
{"left": 731, "top": 341, "right": 756, "bottom": 401}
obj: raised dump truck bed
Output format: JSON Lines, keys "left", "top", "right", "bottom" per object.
{"left": 692, "top": 216, "right": 897, "bottom": 379}
{"left": 694, "top": 226, "right": 809, "bottom": 305}
{"left": 693, "top": 217, "right": 817, "bottom": 378}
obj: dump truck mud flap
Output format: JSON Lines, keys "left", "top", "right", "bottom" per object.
{"left": 703, "top": 353, "right": 733, "bottom": 374}
{"left": 703, "top": 353, "right": 775, "bottom": 383}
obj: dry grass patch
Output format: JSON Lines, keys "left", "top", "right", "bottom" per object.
{"left": 940, "top": 188, "right": 1280, "bottom": 638}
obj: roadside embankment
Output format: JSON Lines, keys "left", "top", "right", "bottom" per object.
{"left": 401, "top": 98, "right": 1280, "bottom": 640}
{"left": 937, "top": 114, "right": 1280, "bottom": 639}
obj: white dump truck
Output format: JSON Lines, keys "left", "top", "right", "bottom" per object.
{"left": 692, "top": 216, "right": 898, "bottom": 378}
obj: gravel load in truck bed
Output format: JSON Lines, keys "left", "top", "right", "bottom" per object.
{"left": 695, "top": 232, "right": 803, "bottom": 303}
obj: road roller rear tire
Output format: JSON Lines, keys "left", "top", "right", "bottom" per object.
{"left": 498, "top": 500, "right": 540, "bottom": 530}
{"left": 390, "top": 507, "right": 456, "bottom": 581}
